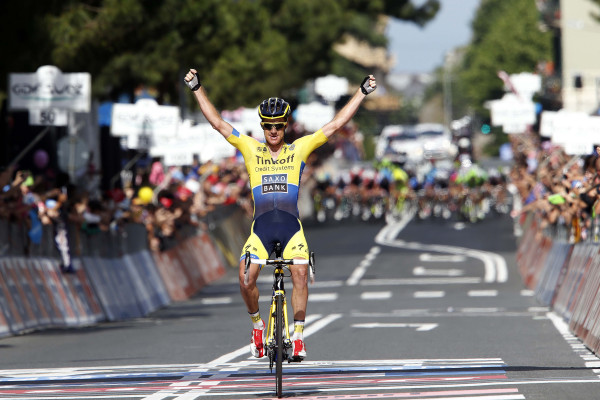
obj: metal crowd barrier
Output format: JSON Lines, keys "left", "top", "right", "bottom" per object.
{"left": 0, "top": 205, "right": 248, "bottom": 338}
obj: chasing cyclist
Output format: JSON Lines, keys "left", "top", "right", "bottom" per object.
{"left": 184, "top": 69, "right": 376, "bottom": 360}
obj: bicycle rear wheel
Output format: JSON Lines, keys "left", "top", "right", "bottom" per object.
{"left": 275, "top": 294, "right": 284, "bottom": 398}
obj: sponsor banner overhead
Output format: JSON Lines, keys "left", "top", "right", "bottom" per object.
{"left": 295, "top": 102, "right": 335, "bottom": 132}
{"left": 111, "top": 98, "right": 180, "bottom": 139}
{"left": 490, "top": 94, "right": 536, "bottom": 128}
{"left": 315, "top": 74, "right": 349, "bottom": 102}
{"left": 9, "top": 65, "right": 91, "bottom": 112}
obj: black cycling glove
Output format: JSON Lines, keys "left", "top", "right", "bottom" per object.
{"left": 360, "top": 76, "right": 376, "bottom": 95}
{"left": 185, "top": 73, "right": 201, "bottom": 91}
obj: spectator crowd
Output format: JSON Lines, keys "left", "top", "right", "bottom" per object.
{"left": 507, "top": 132, "right": 600, "bottom": 243}
{"left": 2, "top": 117, "right": 595, "bottom": 267}
{"left": 0, "top": 118, "right": 364, "bottom": 262}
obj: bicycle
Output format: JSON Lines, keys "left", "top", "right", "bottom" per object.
{"left": 244, "top": 242, "right": 315, "bottom": 398}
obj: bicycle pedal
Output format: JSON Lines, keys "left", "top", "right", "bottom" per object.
{"left": 288, "top": 356, "right": 304, "bottom": 363}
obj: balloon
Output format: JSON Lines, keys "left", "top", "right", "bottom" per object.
{"left": 137, "top": 186, "right": 153, "bottom": 204}
{"left": 33, "top": 149, "right": 49, "bottom": 169}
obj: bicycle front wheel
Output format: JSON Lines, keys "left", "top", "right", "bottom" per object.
{"left": 275, "top": 294, "right": 284, "bottom": 398}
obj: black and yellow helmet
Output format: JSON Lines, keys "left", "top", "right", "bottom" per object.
{"left": 258, "top": 97, "right": 290, "bottom": 120}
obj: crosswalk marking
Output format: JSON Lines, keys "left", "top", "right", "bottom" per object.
{"left": 0, "top": 358, "right": 525, "bottom": 400}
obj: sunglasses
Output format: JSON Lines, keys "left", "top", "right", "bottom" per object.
{"left": 261, "top": 122, "right": 287, "bottom": 130}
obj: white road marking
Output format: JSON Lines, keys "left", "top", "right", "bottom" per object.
{"left": 353, "top": 322, "right": 438, "bottom": 331}
{"left": 453, "top": 222, "right": 467, "bottom": 230}
{"left": 375, "top": 222, "right": 508, "bottom": 283}
{"left": 12, "top": 358, "right": 600, "bottom": 399}
{"left": 360, "top": 277, "right": 482, "bottom": 285}
{"left": 461, "top": 308, "right": 501, "bottom": 313}
{"left": 521, "top": 289, "right": 535, "bottom": 296}
{"left": 310, "top": 280, "right": 344, "bottom": 288}
{"left": 200, "top": 297, "right": 232, "bottom": 305}
{"left": 413, "top": 266, "right": 465, "bottom": 277}
{"left": 528, "top": 306, "right": 550, "bottom": 312}
{"left": 361, "top": 291, "right": 392, "bottom": 300}
{"left": 547, "top": 311, "right": 600, "bottom": 377}
{"left": 308, "top": 293, "right": 338, "bottom": 302}
{"left": 346, "top": 246, "right": 380, "bottom": 286}
{"left": 468, "top": 290, "right": 498, "bottom": 297}
{"left": 419, "top": 253, "right": 467, "bottom": 262}
{"left": 414, "top": 291, "right": 445, "bottom": 298}
{"left": 200, "top": 314, "right": 324, "bottom": 368}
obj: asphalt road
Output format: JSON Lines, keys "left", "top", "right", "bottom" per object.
{"left": 1, "top": 213, "right": 600, "bottom": 399}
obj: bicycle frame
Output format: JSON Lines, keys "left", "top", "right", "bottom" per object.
{"left": 265, "top": 265, "right": 292, "bottom": 362}
{"left": 243, "top": 243, "right": 315, "bottom": 398}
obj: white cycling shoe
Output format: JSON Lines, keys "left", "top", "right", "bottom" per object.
{"left": 292, "top": 338, "right": 306, "bottom": 360}
{"left": 250, "top": 320, "right": 265, "bottom": 358}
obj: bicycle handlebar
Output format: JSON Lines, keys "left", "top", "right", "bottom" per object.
{"left": 254, "top": 259, "right": 310, "bottom": 266}
{"left": 243, "top": 251, "right": 315, "bottom": 285}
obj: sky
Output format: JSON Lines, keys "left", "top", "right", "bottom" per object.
{"left": 386, "top": 0, "right": 481, "bottom": 74}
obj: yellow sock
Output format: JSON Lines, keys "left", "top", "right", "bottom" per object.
{"left": 294, "top": 320, "right": 305, "bottom": 338}
{"left": 250, "top": 311, "right": 262, "bottom": 328}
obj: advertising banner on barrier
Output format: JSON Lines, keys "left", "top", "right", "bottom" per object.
{"left": 121, "top": 255, "right": 158, "bottom": 316}
{"left": 70, "top": 259, "right": 105, "bottom": 322}
{"left": 136, "top": 250, "right": 171, "bottom": 307}
{"left": 88, "top": 257, "right": 144, "bottom": 321}
{"left": 167, "top": 247, "right": 200, "bottom": 296}
{"left": 553, "top": 244, "right": 592, "bottom": 320}
{"left": 0, "top": 306, "right": 9, "bottom": 338}
{"left": 29, "top": 259, "right": 65, "bottom": 326}
{"left": 38, "top": 258, "right": 79, "bottom": 326}
{"left": 81, "top": 256, "right": 121, "bottom": 321}
{"left": 568, "top": 244, "right": 597, "bottom": 334}
{"left": 18, "top": 258, "right": 52, "bottom": 327}
{"left": 0, "top": 258, "right": 38, "bottom": 330}
{"left": 54, "top": 258, "right": 100, "bottom": 326}
{"left": 0, "top": 264, "right": 24, "bottom": 334}
{"left": 588, "top": 269, "right": 600, "bottom": 353}
{"left": 173, "top": 243, "right": 205, "bottom": 293}
{"left": 534, "top": 242, "right": 572, "bottom": 306}
{"left": 191, "top": 234, "right": 226, "bottom": 283}
{"left": 571, "top": 245, "right": 600, "bottom": 341}
{"left": 152, "top": 251, "right": 191, "bottom": 301}
{"left": 581, "top": 253, "right": 600, "bottom": 349}
{"left": 13, "top": 257, "right": 50, "bottom": 328}
{"left": 109, "top": 257, "right": 146, "bottom": 319}
{"left": 125, "top": 251, "right": 170, "bottom": 311}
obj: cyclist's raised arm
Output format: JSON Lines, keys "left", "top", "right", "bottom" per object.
{"left": 320, "top": 75, "right": 376, "bottom": 139}
{"left": 184, "top": 68, "right": 234, "bottom": 139}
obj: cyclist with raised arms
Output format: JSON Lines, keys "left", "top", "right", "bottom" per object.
{"left": 184, "top": 69, "right": 376, "bottom": 360}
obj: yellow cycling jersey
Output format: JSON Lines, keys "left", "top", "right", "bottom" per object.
{"left": 227, "top": 128, "right": 328, "bottom": 219}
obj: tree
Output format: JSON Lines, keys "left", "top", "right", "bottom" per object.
{"left": 0, "top": 0, "right": 71, "bottom": 105}
{"left": 591, "top": 0, "right": 600, "bottom": 22}
{"left": 454, "top": 0, "right": 552, "bottom": 116}
{"left": 0, "top": 0, "right": 440, "bottom": 110}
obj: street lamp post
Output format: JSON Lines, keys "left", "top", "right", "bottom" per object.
{"left": 443, "top": 51, "right": 455, "bottom": 128}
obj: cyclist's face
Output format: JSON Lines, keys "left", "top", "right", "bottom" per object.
{"left": 262, "top": 118, "right": 287, "bottom": 147}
